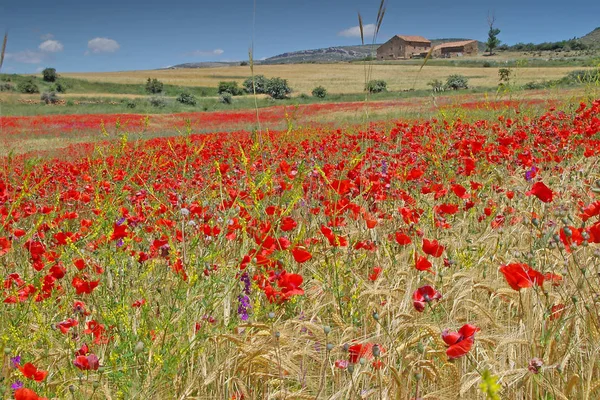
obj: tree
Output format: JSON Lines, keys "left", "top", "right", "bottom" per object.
{"left": 145, "top": 78, "right": 164, "bottom": 94}
{"left": 42, "top": 68, "right": 57, "bottom": 82}
{"left": 445, "top": 75, "right": 469, "bottom": 90}
{"left": 486, "top": 14, "right": 501, "bottom": 56}
{"left": 265, "top": 77, "right": 292, "bottom": 99}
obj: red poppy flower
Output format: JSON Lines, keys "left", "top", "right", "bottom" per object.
{"left": 72, "top": 275, "right": 100, "bottom": 295}
{"left": 394, "top": 232, "right": 412, "bottom": 245}
{"left": 422, "top": 238, "right": 444, "bottom": 258}
{"left": 450, "top": 184, "right": 469, "bottom": 199}
{"left": 17, "top": 362, "right": 48, "bottom": 381}
{"left": 277, "top": 271, "right": 304, "bottom": 299}
{"left": 412, "top": 285, "right": 442, "bottom": 312}
{"left": 442, "top": 324, "right": 479, "bottom": 359}
{"left": 499, "top": 263, "right": 545, "bottom": 291}
{"left": 348, "top": 342, "right": 374, "bottom": 363}
{"left": 291, "top": 246, "right": 312, "bottom": 263}
{"left": 369, "top": 266, "right": 382, "bottom": 281}
{"left": 280, "top": 217, "right": 297, "bottom": 232}
{"left": 73, "top": 354, "right": 99, "bottom": 371}
{"left": 14, "top": 388, "right": 48, "bottom": 400}
{"left": 415, "top": 255, "right": 432, "bottom": 271}
{"left": 0, "top": 236, "right": 11, "bottom": 256}
{"left": 526, "top": 182, "right": 553, "bottom": 203}
{"left": 57, "top": 318, "right": 78, "bottom": 334}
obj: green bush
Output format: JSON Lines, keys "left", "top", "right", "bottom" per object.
{"left": 145, "top": 78, "right": 164, "bottom": 94}
{"left": 40, "top": 91, "right": 60, "bottom": 104}
{"left": 243, "top": 75, "right": 268, "bottom": 94}
{"left": 445, "top": 74, "right": 469, "bottom": 90}
{"left": 176, "top": 92, "right": 197, "bottom": 106}
{"left": 240, "top": 61, "right": 249, "bottom": 66}
{"left": 18, "top": 78, "right": 40, "bottom": 94}
{"left": 51, "top": 81, "right": 67, "bottom": 93}
{"left": 148, "top": 96, "right": 167, "bottom": 108}
{"left": 365, "top": 79, "right": 387, "bottom": 93}
{"left": 311, "top": 86, "right": 327, "bottom": 98}
{"left": 0, "top": 82, "right": 14, "bottom": 92}
{"left": 427, "top": 79, "right": 445, "bottom": 93}
{"left": 125, "top": 99, "right": 137, "bottom": 109}
{"left": 265, "top": 77, "right": 292, "bottom": 99}
{"left": 42, "top": 68, "right": 57, "bottom": 82}
{"left": 218, "top": 81, "right": 243, "bottom": 96}
{"left": 219, "top": 93, "right": 233, "bottom": 104}
{"left": 566, "top": 69, "right": 600, "bottom": 83}
{"left": 482, "top": 61, "right": 492, "bottom": 68}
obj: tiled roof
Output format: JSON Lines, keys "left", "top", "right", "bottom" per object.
{"left": 395, "top": 35, "right": 431, "bottom": 43}
{"left": 433, "top": 40, "right": 477, "bottom": 50}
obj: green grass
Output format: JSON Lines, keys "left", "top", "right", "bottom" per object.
{"left": 0, "top": 73, "right": 218, "bottom": 97}
{"left": 0, "top": 86, "right": 496, "bottom": 116}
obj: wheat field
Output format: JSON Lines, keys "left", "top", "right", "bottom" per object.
{"left": 61, "top": 64, "right": 592, "bottom": 94}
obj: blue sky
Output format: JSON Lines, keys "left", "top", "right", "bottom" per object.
{"left": 1, "top": 0, "right": 598, "bottom": 73}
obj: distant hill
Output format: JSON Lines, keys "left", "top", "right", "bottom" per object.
{"left": 580, "top": 27, "right": 600, "bottom": 47}
{"left": 167, "top": 61, "right": 242, "bottom": 69}
{"left": 262, "top": 44, "right": 378, "bottom": 64}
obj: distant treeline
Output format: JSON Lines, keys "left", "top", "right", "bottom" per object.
{"left": 499, "top": 38, "right": 589, "bottom": 52}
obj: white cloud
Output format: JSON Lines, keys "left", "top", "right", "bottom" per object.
{"left": 338, "top": 23, "right": 376, "bottom": 38}
{"left": 186, "top": 49, "right": 224, "bottom": 57}
{"left": 87, "top": 37, "right": 120, "bottom": 54}
{"left": 39, "top": 40, "right": 64, "bottom": 53}
{"left": 40, "top": 33, "right": 54, "bottom": 40}
{"left": 5, "top": 50, "right": 45, "bottom": 64}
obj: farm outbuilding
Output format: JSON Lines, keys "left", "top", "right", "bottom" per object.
{"left": 432, "top": 40, "right": 478, "bottom": 58}
{"left": 376, "top": 35, "right": 432, "bottom": 60}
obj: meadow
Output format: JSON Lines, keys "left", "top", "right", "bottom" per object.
{"left": 1, "top": 78, "right": 600, "bottom": 399}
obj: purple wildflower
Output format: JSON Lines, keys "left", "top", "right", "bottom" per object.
{"left": 237, "top": 295, "right": 251, "bottom": 321}
{"left": 240, "top": 272, "right": 251, "bottom": 295}
{"left": 10, "top": 355, "right": 21, "bottom": 368}
{"left": 525, "top": 166, "right": 538, "bottom": 182}
{"left": 11, "top": 380, "right": 24, "bottom": 390}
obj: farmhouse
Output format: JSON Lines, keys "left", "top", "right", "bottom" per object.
{"left": 376, "top": 35, "right": 431, "bottom": 60}
{"left": 432, "top": 40, "right": 478, "bottom": 58}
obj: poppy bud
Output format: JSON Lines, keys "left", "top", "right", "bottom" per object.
{"left": 343, "top": 343, "right": 349, "bottom": 352}
{"left": 4, "top": 347, "right": 11, "bottom": 354}
{"left": 326, "top": 343, "right": 334, "bottom": 351}
{"left": 69, "top": 385, "right": 76, "bottom": 393}
{"left": 348, "top": 364, "right": 354, "bottom": 373}
{"left": 372, "top": 312, "right": 379, "bottom": 321}
{"left": 563, "top": 227, "right": 572, "bottom": 237}
{"left": 93, "top": 381, "right": 100, "bottom": 389}
{"left": 359, "top": 358, "right": 366, "bottom": 365}
{"left": 274, "top": 331, "right": 280, "bottom": 339}
{"left": 372, "top": 344, "right": 381, "bottom": 357}
{"left": 268, "top": 312, "right": 275, "bottom": 319}
{"left": 323, "top": 325, "right": 331, "bottom": 335}
{"left": 415, "top": 372, "right": 423, "bottom": 381}
{"left": 134, "top": 341, "right": 145, "bottom": 354}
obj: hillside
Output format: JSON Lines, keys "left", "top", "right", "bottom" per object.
{"left": 262, "top": 44, "right": 379, "bottom": 64}
{"left": 580, "top": 27, "right": 600, "bottom": 47}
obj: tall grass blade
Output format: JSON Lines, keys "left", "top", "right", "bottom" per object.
{"left": 412, "top": 46, "right": 433, "bottom": 90}
{"left": 0, "top": 32, "right": 7, "bottom": 72}
{"left": 358, "top": 13, "right": 364, "bottom": 46}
